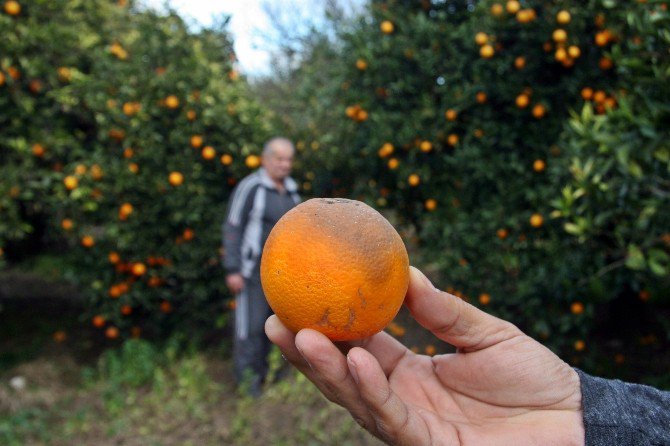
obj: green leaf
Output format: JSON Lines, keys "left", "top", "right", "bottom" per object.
{"left": 625, "top": 245, "right": 646, "bottom": 271}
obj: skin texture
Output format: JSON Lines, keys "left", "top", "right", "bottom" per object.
{"left": 266, "top": 267, "right": 585, "bottom": 446}
{"left": 225, "top": 138, "right": 294, "bottom": 294}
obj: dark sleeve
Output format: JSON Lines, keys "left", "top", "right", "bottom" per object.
{"left": 222, "top": 182, "right": 257, "bottom": 274}
{"left": 576, "top": 369, "right": 670, "bottom": 446}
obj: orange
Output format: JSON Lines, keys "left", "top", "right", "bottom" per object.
{"left": 571, "top": 302, "right": 584, "bottom": 315}
{"left": 424, "top": 199, "right": 437, "bottom": 211}
{"left": 515, "top": 93, "right": 530, "bottom": 108}
{"left": 491, "top": 3, "right": 504, "bottom": 16}
{"left": 261, "top": 198, "right": 410, "bottom": 341}
{"left": 476, "top": 91, "right": 487, "bottom": 103}
{"left": 168, "top": 171, "right": 183, "bottom": 186}
{"left": 4, "top": 1, "right": 20, "bottom": 15}
{"left": 380, "top": 20, "right": 394, "bottom": 34}
{"left": 61, "top": 218, "right": 74, "bottom": 231}
{"left": 533, "top": 159, "right": 546, "bottom": 172}
{"left": 378, "top": 142, "right": 394, "bottom": 158}
{"left": 92, "top": 315, "right": 106, "bottom": 328}
{"left": 552, "top": 29, "right": 568, "bottom": 43}
{"left": 245, "top": 154, "right": 261, "bottom": 169}
{"left": 105, "top": 326, "right": 120, "bottom": 339}
{"left": 419, "top": 140, "right": 433, "bottom": 153}
{"left": 81, "top": 235, "right": 95, "bottom": 248}
{"left": 445, "top": 109, "right": 457, "bottom": 121}
{"left": 186, "top": 109, "right": 197, "bottom": 121}
{"left": 408, "top": 174, "right": 421, "bottom": 187}
{"left": 220, "top": 154, "right": 233, "bottom": 165}
{"left": 581, "top": 87, "right": 594, "bottom": 100}
{"left": 475, "top": 32, "right": 488, "bottom": 46}
{"left": 532, "top": 104, "right": 546, "bottom": 119}
{"left": 447, "top": 134, "right": 459, "bottom": 146}
{"left": 355, "top": 58, "right": 368, "bottom": 70}
{"left": 165, "top": 95, "right": 180, "bottom": 109}
{"left": 480, "top": 44, "right": 495, "bottom": 58}
{"left": 514, "top": 56, "right": 526, "bottom": 69}
{"left": 574, "top": 340, "right": 586, "bottom": 351}
{"left": 506, "top": 0, "right": 520, "bottom": 14}
{"left": 387, "top": 158, "right": 399, "bottom": 170}
{"left": 479, "top": 293, "right": 491, "bottom": 305}
{"left": 32, "top": 143, "right": 45, "bottom": 157}
{"left": 202, "top": 146, "right": 216, "bottom": 160}
{"left": 530, "top": 213, "right": 544, "bottom": 228}
{"left": 63, "top": 175, "right": 78, "bottom": 190}
{"left": 131, "top": 262, "right": 146, "bottom": 276}
{"left": 556, "top": 10, "right": 571, "bottom": 25}
{"left": 190, "top": 135, "right": 203, "bottom": 148}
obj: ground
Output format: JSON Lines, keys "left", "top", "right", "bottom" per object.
{"left": 0, "top": 270, "right": 383, "bottom": 445}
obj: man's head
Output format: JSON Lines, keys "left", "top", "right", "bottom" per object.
{"left": 262, "top": 137, "right": 295, "bottom": 182}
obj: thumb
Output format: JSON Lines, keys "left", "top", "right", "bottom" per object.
{"left": 405, "top": 267, "right": 521, "bottom": 352}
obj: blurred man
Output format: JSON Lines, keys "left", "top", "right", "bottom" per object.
{"left": 222, "top": 137, "right": 300, "bottom": 396}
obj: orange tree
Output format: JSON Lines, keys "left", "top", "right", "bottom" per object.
{"left": 274, "top": 0, "right": 669, "bottom": 377}
{"left": 0, "top": 0, "right": 271, "bottom": 339}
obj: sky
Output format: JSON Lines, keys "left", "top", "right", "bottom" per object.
{"left": 140, "top": 0, "right": 363, "bottom": 76}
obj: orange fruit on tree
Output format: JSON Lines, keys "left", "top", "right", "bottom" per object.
{"left": 387, "top": 158, "right": 399, "bottom": 170}
{"left": 61, "top": 218, "right": 74, "bottom": 231}
{"left": 447, "top": 134, "right": 459, "bottom": 146}
{"left": 63, "top": 175, "right": 78, "bottom": 190}
{"left": 260, "top": 198, "right": 410, "bottom": 341}
{"left": 408, "top": 173, "right": 421, "bottom": 187}
{"left": 380, "top": 20, "right": 394, "bottom": 34}
{"left": 4, "top": 1, "right": 21, "bottom": 16}
{"left": 581, "top": 87, "right": 594, "bottom": 101}
{"left": 202, "top": 146, "right": 216, "bottom": 160}
{"left": 168, "top": 171, "right": 184, "bottom": 186}
{"left": 92, "top": 315, "right": 105, "bottom": 328}
{"left": 81, "top": 235, "right": 95, "bottom": 248}
{"left": 491, "top": 3, "right": 504, "bottom": 16}
{"left": 190, "top": 134, "right": 203, "bottom": 148}
{"left": 476, "top": 91, "right": 487, "bottom": 103}
{"left": 445, "top": 109, "right": 457, "bottom": 121}
{"left": 571, "top": 302, "right": 585, "bottom": 315}
{"left": 419, "top": 140, "right": 433, "bottom": 153}
{"left": 533, "top": 159, "right": 546, "bottom": 172}
{"left": 378, "top": 142, "right": 394, "bottom": 158}
{"left": 514, "top": 56, "right": 526, "bottom": 69}
{"left": 479, "top": 293, "right": 491, "bottom": 305}
{"left": 245, "top": 154, "right": 261, "bottom": 169}
{"left": 532, "top": 104, "right": 546, "bottom": 119}
{"left": 552, "top": 29, "right": 568, "bottom": 43}
{"left": 131, "top": 262, "right": 146, "bottom": 276}
{"left": 105, "top": 326, "right": 120, "bottom": 339}
{"left": 424, "top": 199, "right": 437, "bottom": 211}
{"left": 220, "top": 153, "right": 233, "bottom": 165}
{"left": 530, "top": 213, "right": 544, "bottom": 228}
{"left": 515, "top": 93, "right": 530, "bottom": 108}
{"left": 164, "top": 94, "right": 180, "bottom": 109}
{"left": 474, "top": 32, "right": 488, "bottom": 46}
{"left": 480, "top": 44, "right": 495, "bottom": 58}
{"left": 556, "top": 10, "right": 571, "bottom": 25}
{"left": 32, "top": 143, "right": 45, "bottom": 157}
{"left": 506, "top": 0, "right": 520, "bottom": 14}
{"left": 355, "top": 58, "right": 368, "bottom": 70}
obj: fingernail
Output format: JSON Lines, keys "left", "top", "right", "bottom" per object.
{"left": 411, "top": 267, "right": 439, "bottom": 292}
{"left": 347, "top": 354, "right": 360, "bottom": 384}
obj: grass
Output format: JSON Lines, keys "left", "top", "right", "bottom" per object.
{"left": 0, "top": 334, "right": 382, "bottom": 446}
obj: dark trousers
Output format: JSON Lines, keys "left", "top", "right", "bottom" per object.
{"left": 233, "top": 277, "right": 273, "bottom": 386}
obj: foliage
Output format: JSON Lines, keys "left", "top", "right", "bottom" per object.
{"left": 0, "top": 0, "right": 271, "bottom": 338}
{"left": 257, "top": 0, "right": 670, "bottom": 367}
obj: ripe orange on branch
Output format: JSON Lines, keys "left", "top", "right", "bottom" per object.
{"left": 261, "top": 198, "right": 410, "bottom": 341}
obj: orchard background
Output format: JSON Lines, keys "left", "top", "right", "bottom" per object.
{"left": 1, "top": 0, "right": 669, "bottom": 444}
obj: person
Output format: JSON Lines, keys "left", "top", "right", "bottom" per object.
{"left": 223, "top": 137, "right": 300, "bottom": 396}
{"left": 266, "top": 266, "right": 670, "bottom": 445}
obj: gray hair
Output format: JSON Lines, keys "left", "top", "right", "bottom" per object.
{"left": 262, "top": 137, "right": 295, "bottom": 157}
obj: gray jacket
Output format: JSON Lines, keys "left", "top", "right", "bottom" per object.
{"left": 223, "top": 168, "right": 300, "bottom": 279}
{"left": 578, "top": 369, "right": 670, "bottom": 445}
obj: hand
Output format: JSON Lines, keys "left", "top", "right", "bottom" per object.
{"left": 266, "top": 267, "right": 584, "bottom": 445}
{"left": 226, "top": 273, "right": 245, "bottom": 294}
